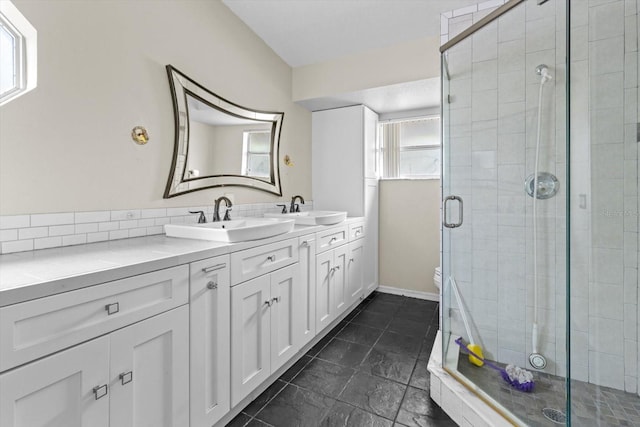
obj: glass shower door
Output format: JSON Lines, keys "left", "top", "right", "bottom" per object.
{"left": 440, "top": 0, "right": 568, "bottom": 424}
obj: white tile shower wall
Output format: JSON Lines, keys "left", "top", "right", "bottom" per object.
{"left": 586, "top": 0, "right": 638, "bottom": 392}
{"left": 0, "top": 201, "right": 313, "bottom": 254}
{"left": 442, "top": 0, "right": 567, "bottom": 379}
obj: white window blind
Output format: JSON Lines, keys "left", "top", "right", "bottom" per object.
{"left": 241, "top": 131, "right": 271, "bottom": 178}
{"left": 379, "top": 116, "right": 441, "bottom": 179}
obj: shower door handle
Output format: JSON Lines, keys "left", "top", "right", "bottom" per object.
{"left": 443, "top": 195, "right": 463, "bottom": 228}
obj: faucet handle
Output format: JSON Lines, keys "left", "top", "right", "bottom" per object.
{"left": 276, "top": 204, "right": 288, "bottom": 214}
{"left": 189, "top": 210, "right": 207, "bottom": 223}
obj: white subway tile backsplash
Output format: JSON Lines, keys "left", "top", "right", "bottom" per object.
{"left": 49, "top": 224, "right": 75, "bottom": 237}
{"left": 155, "top": 217, "right": 171, "bottom": 226}
{"left": 75, "top": 223, "right": 98, "bottom": 234}
{"left": 74, "top": 211, "right": 110, "bottom": 224}
{"left": 62, "top": 234, "right": 87, "bottom": 247}
{"left": 18, "top": 227, "right": 48, "bottom": 240}
{"left": 34, "top": 236, "right": 62, "bottom": 250}
{"left": 128, "top": 228, "right": 147, "bottom": 238}
{"left": 1, "top": 239, "right": 33, "bottom": 253}
{"left": 109, "top": 230, "right": 129, "bottom": 240}
{"left": 140, "top": 208, "right": 167, "bottom": 219}
{"left": 137, "top": 218, "right": 155, "bottom": 228}
{"left": 119, "top": 220, "right": 139, "bottom": 229}
{"left": 31, "top": 213, "right": 74, "bottom": 227}
{"left": 98, "top": 222, "right": 119, "bottom": 232}
{"left": 87, "top": 232, "right": 109, "bottom": 243}
{"left": 146, "top": 226, "right": 163, "bottom": 235}
{"left": 0, "top": 215, "right": 30, "bottom": 229}
{"left": 0, "top": 229, "right": 17, "bottom": 242}
{"left": 110, "top": 210, "right": 140, "bottom": 221}
{"left": 1, "top": 203, "right": 311, "bottom": 254}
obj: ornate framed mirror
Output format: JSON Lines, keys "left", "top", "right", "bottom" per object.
{"left": 164, "top": 65, "right": 284, "bottom": 198}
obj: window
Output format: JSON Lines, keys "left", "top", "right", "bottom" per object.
{"left": 379, "top": 116, "right": 440, "bottom": 179}
{"left": 241, "top": 130, "right": 271, "bottom": 178}
{"left": 0, "top": 0, "right": 36, "bottom": 106}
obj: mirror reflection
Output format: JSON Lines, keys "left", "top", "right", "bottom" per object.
{"left": 164, "top": 65, "right": 283, "bottom": 198}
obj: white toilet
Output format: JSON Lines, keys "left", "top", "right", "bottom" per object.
{"left": 433, "top": 266, "right": 441, "bottom": 291}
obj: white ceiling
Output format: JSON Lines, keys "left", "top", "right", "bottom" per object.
{"left": 222, "top": 0, "right": 481, "bottom": 113}
{"left": 222, "top": 0, "right": 481, "bottom": 68}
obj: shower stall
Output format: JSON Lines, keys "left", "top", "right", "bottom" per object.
{"left": 440, "top": 0, "right": 640, "bottom": 425}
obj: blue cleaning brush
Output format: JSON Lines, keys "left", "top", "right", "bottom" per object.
{"left": 455, "top": 337, "right": 535, "bottom": 393}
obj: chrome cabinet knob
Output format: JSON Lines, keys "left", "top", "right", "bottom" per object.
{"left": 105, "top": 302, "right": 119, "bottom": 315}
{"left": 93, "top": 384, "right": 108, "bottom": 400}
{"left": 119, "top": 371, "right": 133, "bottom": 385}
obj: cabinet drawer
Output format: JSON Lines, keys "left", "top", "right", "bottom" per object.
{"left": 316, "top": 225, "right": 348, "bottom": 254}
{"left": 230, "top": 238, "right": 298, "bottom": 285}
{"left": 349, "top": 222, "right": 365, "bottom": 241}
{"left": 0, "top": 265, "right": 189, "bottom": 372}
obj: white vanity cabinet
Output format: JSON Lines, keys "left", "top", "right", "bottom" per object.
{"left": 189, "top": 255, "right": 230, "bottom": 427}
{"left": 312, "top": 105, "right": 379, "bottom": 298}
{"left": 0, "top": 305, "right": 189, "bottom": 427}
{"left": 298, "top": 234, "right": 317, "bottom": 348}
{"left": 230, "top": 263, "right": 300, "bottom": 408}
{"left": 0, "top": 266, "right": 190, "bottom": 427}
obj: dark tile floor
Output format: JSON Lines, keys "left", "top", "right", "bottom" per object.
{"left": 227, "top": 292, "right": 456, "bottom": 427}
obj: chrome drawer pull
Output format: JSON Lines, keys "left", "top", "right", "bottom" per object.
{"left": 119, "top": 371, "right": 133, "bottom": 386}
{"left": 349, "top": 258, "right": 354, "bottom": 263}
{"left": 202, "top": 263, "right": 226, "bottom": 273}
{"left": 334, "top": 265, "right": 340, "bottom": 270}
{"left": 329, "top": 237, "right": 337, "bottom": 244}
{"left": 264, "top": 300, "right": 272, "bottom": 307}
{"left": 267, "top": 255, "right": 275, "bottom": 262}
{"left": 105, "top": 302, "right": 119, "bottom": 315}
{"left": 207, "top": 281, "right": 218, "bottom": 290}
{"left": 271, "top": 296, "right": 280, "bottom": 304}
{"left": 93, "top": 384, "right": 108, "bottom": 400}
{"left": 301, "top": 241, "right": 309, "bottom": 247}
{"left": 355, "top": 230, "right": 361, "bottom": 235}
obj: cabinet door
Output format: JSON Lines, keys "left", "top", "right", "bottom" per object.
{"left": 231, "top": 275, "right": 271, "bottom": 407}
{"left": 348, "top": 240, "right": 365, "bottom": 306}
{"left": 0, "top": 336, "right": 110, "bottom": 427}
{"left": 109, "top": 305, "right": 189, "bottom": 427}
{"left": 332, "top": 245, "right": 349, "bottom": 318}
{"left": 315, "top": 250, "right": 334, "bottom": 332}
{"left": 270, "top": 264, "right": 301, "bottom": 373}
{"left": 189, "top": 256, "right": 230, "bottom": 427}
{"left": 298, "top": 235, "right": 316, "bottom": 348}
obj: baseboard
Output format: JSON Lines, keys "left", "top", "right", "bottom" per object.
{"left": 377, "top": 285, "right": 439, "bottom": 302}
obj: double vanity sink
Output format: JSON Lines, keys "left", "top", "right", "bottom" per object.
{"left": 164, "top": 210, "right": 347, "bottom": 242}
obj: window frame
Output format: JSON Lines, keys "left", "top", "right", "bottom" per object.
{"left": 241, "top": 130, "right": 272, "bottom": 178}
{"left": 0, "top": 0, "right": 36, "bottom": 107}
{"left": 379, "top": 114, "right": 441, "bottom": 180}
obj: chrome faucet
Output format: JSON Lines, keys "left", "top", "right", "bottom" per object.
{"left": 213, "top": 196, "right": 232, "bottom": 222}
{"left": 290, "top": 195, "right": 305, "bottom": 213}
{"left": 189, "top": 210, "right": 207, "bottom": 223}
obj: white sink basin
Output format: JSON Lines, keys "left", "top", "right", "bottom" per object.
{"left": 164, "top": 218, "right": 295, "bottom": 243}
{"left": 264, "top": 210, "right": 347, "bottom": 226}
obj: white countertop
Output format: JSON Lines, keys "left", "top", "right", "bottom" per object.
{"left": 0, "top": 219, "right": 363, "bottom": 307}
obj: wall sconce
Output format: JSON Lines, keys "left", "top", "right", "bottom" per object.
{"left": 131, "top": 126, "right": 149, "bottom": 145}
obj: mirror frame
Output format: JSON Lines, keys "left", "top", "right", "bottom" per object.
{"left": 164, "top": 65, "right": 284, "bottom": 198}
